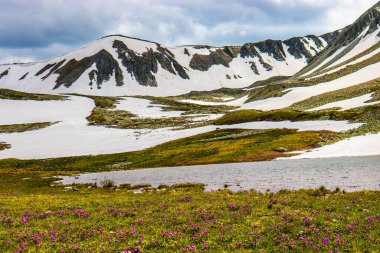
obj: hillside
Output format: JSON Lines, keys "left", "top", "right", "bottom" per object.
{"left": 0, "top": 2, "right": 379, "bottom": 163}
{"left": 0, "top": 34, "right": 333, "bottom": 96}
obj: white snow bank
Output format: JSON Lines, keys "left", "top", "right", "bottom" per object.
{"left": 288, "top": 133, "right": 380, "bottom": 159}
{"left": 330, "top": 27, "right": 380, "bottom": 68}
{"left": 242, "top": 62, "right": 380, "bottom": 111}
{"left": 0, "top": 96, "right": 92, "bottom": 125}
{"left": 0, "top": 94, "right": 363, "bottom": 159}
{"left": 309, "top": 93, "right": 380, "bottom": 111}
{"left": 309, "top": 47, "right": 380, "bottom": 80}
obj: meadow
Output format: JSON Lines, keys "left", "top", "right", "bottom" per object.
{"left": 0, "top": 180, "right": 379, "bottom": 252}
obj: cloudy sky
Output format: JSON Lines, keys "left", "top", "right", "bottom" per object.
{"left": 0, "top": 0, "right": 378, "bottom": 63}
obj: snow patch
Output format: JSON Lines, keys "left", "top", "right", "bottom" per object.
{"left": 309, "top": 93, "right": 380, "bottom": 111}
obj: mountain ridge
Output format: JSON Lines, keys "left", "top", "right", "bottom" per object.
{"left": 0, "top": 32, "right": 335, "bottom": 96}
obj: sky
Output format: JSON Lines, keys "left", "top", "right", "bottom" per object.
{"left": 0, "top": 0, "right": 378, "bottom": 64}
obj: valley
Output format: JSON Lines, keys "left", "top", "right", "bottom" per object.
{"left": 0, "top": 2, "right": 379, "bottom": 252}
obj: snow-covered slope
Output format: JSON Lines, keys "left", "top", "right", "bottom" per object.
{"left": 0, "top": 34, "right": 333, "bottom": 96}
{"left": 298, "top": 1, "right": 380, "bottom": 77}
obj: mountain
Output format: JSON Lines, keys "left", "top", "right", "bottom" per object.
{"left": 1, "top": 3, "right": 380, "bottom": 161}
{"left": 0, "top": 33, "right": 335, "bottom": 96}
{"left": 297, "top": 1, "right": 380, "bottom": 77}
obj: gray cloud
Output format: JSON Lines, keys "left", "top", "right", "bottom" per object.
{"left": 0, "top": 0, "right": 378, "bottom": 63}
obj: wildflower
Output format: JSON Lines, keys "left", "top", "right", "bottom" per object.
{"left": 227, "top": 203, "right": 236, "bottom": 210}
{"left": 74, "top": 209, "right": 88, "bottom": 217}
{"left": 302, "top": 217, "right": 312, "bottom": 223}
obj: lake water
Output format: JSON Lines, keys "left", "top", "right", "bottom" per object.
{"left": 58, "top": 156, "right": 380, "bottom": 192}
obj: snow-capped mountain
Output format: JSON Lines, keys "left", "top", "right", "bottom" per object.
{"left": 0, "top": 34, "right": 334, "bottom": 96}
{"left": 298, "top": 1, "right": 380, "bottom": 77}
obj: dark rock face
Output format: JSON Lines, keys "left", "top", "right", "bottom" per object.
{"left": 113, "top": 40, "right": 189, "bottom": 87}
{"left": 156, "top": 44, "right": 189, "bottom": 80}
{"left": 240, "top": 40, "right": 286, "bottom": 61}
{"left": 284, "top": 37, "right": 315, "bottom": 60}
{"left": 54, "top": 49, "right": 123, "bottom": 89}
{"left": 223, "top": 46, "right": 241, "bottom": 58}
{"left": 255, "top": 40, "right": 286, "bottom": 61}
{"left": 249, "top": 61, "right": 259, "bottom": 75}
{"left": 19, "top": 72, "right": 28, "bottom": 80}
{"left": 335, "top": 2, "right": 380, "bottom": 47}
{"left": 189, "top": 49, "right": 233, "bottom": 71}
{"left": 304, "top": 2, "right": 380, "bottom": 72}
{"left": 35, "top": 63, "right": 56, "bottom": 76}
{"left": 320, "top": 30, "right": 340, "bottom": 44}
{"left": 41, "top": 60, "right": 66, "bottom": 80}
{"left": 0, "top": 69, "right": 9, "bottom": 79}
{"left": 240, "top": 43, "right": 275, "bottom": 73}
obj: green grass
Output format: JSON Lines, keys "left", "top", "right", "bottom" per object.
{"left": 214, "top": 104, "right": 380, "bottom": 142}
{"left": 213, "top": 109, "right": 358, "bottom": 125}
{"left": 0, "top": 88, "right": 65, "bottom": 101}
{"left": 0, "top": 142, "right": 10, "bottom": 151}
{"left": 174, "top": 88, "right": 246, "bottom": 102}
{"left": 84, "top": 95, "right": 233, "bottom": 129}
{"left": 0, "top": 122, "right": 55, "bottom": 133}
{"left": 289, "top": 78, "right": 380, "bottom": 110}
{"left": 0, "top": 180, "right": 378, "bottom": 252}
{"left": 305, "top": 41, "right": 380, "bottom": 79}
{"left": 246, "top": 52, "right": 380, "bottom": 103}
{"left": 82, "top": 95, "right": 120, "bottom": 109}
{"left": 87, "top": 107, "right": 195, "bottom": 129}
{"left": 0, "top": 128, "right": 338, "bottom": 173}
{"left": 137, "top": 96, "right": 237, "bottom": 115}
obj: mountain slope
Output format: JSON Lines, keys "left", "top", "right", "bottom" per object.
{"left": 298, "top": 1, "right": 380, "bottom": 77}
{"left": 0, "top": 34, "right": 334, "bottom": 96}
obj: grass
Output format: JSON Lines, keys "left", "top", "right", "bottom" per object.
{"left": 0, "top": 179, "right": 378, "bottom": 252}
{"left": 137, "top": 96, "right": 237, "bottom": 115}
{"left": 305, "top": 41, "right": 380, "bottom": 79}
{"left": 81, "top": 95, "right": 119, "bottom": 109}
{"left": 0, "top": 122, "right": 55, "bottom": 133}
{"left": 87, "top": 107, "right": 195, "bottom": 129}
{"left": 0, "top": 128, "right": 338, "bottom": 173}
{"left": 0, "top": 142, "right": 10, "bottom": 151}
{"left": 174, "top": 88, "right": 245, "bottom": 102}
{"left": 0, "top": 88, "right": 65, "bottom": 101}
{"left": 81, "top": 95, "right": 195, "bottom": 129}
{"left": 213, "top": 109, "right": 358, "bottom": 125}
{"left": 289, "top": 78, "right": 380, "bottom": 110}
{"left": 84, "top": 95, "right": 232, "bottom": 129}
{"left": 246, "top": 51, "right": 380, "bottom": 103}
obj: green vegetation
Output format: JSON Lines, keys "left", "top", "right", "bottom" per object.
{"left": 0, "top": 142, "right": 10, "bottom": 151}
{"left": 306, "top": 41, "right": 380, "bottom": 79}
{"left": 0, "top": 122, "right": 55, "bottom": 133}
{"left": 289, "top": 78, "right": 380, "bottom": 110}
{"left": 175, "top": 88, "right": 245, "bottom": 102}
{"left": 0, "top": 88, "right": 65, "bottom": 101}
{"left": 0, "top": 128, "right": 337, "bottom": 173}
{"left": 0, "top": 178, "right": 378, "bottom": 252}
{"left": 246, "top": 52, "right": 380, "bottom": 103}
{"left": 87, "top": 108, "right": 194, "bottom": 129}
{"left": 138, "top": 96, "right": 237, "bottom": 115}
{"left": 84, "top": 95, "right": 235, "bottom": 129}
{"left": 82, "top": 95, "right": 119, "bottom": 109}
{"left": 84, "top": 95, "right": 201, "bottom": 129}
{"left": 214, "top": 104, "right": 380, "bottom": 140}
{"left": 213, "top": 109, "right": 358, "bottom": 125}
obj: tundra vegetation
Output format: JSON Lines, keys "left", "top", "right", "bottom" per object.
{"left": 0, "top": 176, "right": 378, "bottom": 252}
